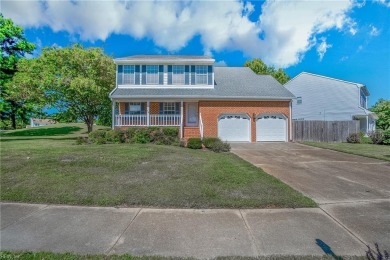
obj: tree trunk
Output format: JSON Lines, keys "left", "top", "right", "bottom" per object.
{"left": 10, "top": 101, "right": 17, "bottom": 129}
{"left": 85, "top": 115, "right": 94, "bottom": 133}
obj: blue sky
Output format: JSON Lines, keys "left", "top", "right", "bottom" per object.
{"left": 3, "top": 0, "right": 390, "bottom": 107}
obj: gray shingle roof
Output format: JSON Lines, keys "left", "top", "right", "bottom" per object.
{"left": 110, "top": 67, "right": 295, "bottom": 100}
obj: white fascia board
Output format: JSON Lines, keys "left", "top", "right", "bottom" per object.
{"left": 117, "top": 85, "right": 214, "bottom": 89}
{"left": 109, "top": 95, "right": 293, "bottom": 101}
{"left": 114, "top": 60, "right": 215, "bottom": 65}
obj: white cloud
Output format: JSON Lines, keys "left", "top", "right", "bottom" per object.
{"left": 214, "top": 60, "right": 228, "bottom": 67}
{"left": 373, "top": 0, "right": 390, "bottom": 7}
{"left": 317, "top": 37, "right": 332, "bottom": 61}
{"left": 369, "top": 25, "right": 381, "bottom": 36}
{"left": 2, "top": 0, "right": 357, "bottom": 68}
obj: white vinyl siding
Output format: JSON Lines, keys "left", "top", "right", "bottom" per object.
{"left": 285, "top": 73, "right": 369, "bottom": 121}
{"left": 172, "top": 65, "right": 185, "bottom": 84}
{"left": 195, "top": 65, "right": 208, "bottom": 85}
{"left": 123, "top": 65, "right": 135, "bottom": 84}
{"left": 146, "top": 65, "right": 159, "bottom": 84}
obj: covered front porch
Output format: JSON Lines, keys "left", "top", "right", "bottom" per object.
{"left": 111, "top": 100, "right": 203, "bottom": 138}
{"left": 354, "top": 111, "right": 378, "bottom": 135}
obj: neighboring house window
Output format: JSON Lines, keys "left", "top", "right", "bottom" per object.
{"left": 195, "top": 65, "right": 208, "bottom": 84}
{"left": 125, "top": 102, "right": 143, "bottom": 114}
{"left": 172, "top": 65, "right": 185, "bottom": 84}
{"left": 123, "top": 65, "right": 135, "bottom": 84}
{"left": 146, "top": 65, "right": 159, "bottom": 84}
{"left": 163, "top": 102, "right": 176, "bottom": 114}
{"left": 360, "top": 89, "right": 367, "bottom": 108}
{"left": 297, "top": 97, "right": 302, "bottom": 104}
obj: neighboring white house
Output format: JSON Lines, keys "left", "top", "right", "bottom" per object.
{"left": 29, "top": 118, "right": 56, "bottom": 128}
{"left": 284, "top": 72, "right": 377, "bottom": 134}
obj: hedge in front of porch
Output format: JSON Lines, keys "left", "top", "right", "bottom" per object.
{"left": 86, "top": 127, "right": 180, "bottom": 145}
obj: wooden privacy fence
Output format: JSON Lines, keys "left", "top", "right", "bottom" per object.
{"left": 293, "top": 120, "right": 360, "bottom": 142}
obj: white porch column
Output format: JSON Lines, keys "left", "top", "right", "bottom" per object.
{"left": 180, "top": 100, "right": 184, "bottom": 139}
{"left": 366, "top": 115, "right": 369, "bottom": 135}
{"left": 147, "top": 101, "right": 150, "bottom": 126}
{"left": 111, "top": 100, "right": 115, "bottom": 129}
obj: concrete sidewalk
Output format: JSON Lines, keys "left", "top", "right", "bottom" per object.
{"left": 1, "top": 202, "right": 366, "bottom": 258}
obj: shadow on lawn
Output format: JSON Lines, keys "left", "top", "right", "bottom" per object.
{"left": 0, "top": 126, "right": 82, "bottom": 137}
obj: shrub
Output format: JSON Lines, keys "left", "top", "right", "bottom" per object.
{"left": 89, "top": 130, "right": 108, "bottom": 143}
{"left": 187, "top": 138, "right": 202, "bottom": 149}
{"left": 369, "top": 131, "right": 384, "bottom": 144}
{"left": 162, "top": 127, "right": 179, "bottom": 138}
{"left": 125, "top": 128, "right": 138, "bottom": 142}
{"left": 105, "top": 129, "right": 125, "bottom": 143}
{"left": 346, "top": 133, "right": 361, "bottom": 143}
{"left": 383, "top": 129, "right": 390, "bottom": 145}
{"left": 132, "top": 128, "right": 150, "bottom": 144}
{"left": 209, "top": 140, "right": 231, "bottom": 153}
{"left": 75, "top": 136, "right": 89, "bottom": 145}
{"left": 202, "top": 137, "right": 222, "bottom": 148}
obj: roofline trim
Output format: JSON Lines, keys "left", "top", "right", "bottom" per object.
{"left": 110, "top": 95, "right": 294, "bottom": 101}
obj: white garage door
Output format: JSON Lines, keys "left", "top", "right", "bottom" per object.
{"left": 218, "top": 114, "right": 250, "bottom": 142}
{"left": 256, "top": 115, "right": 287, "bottom": 142}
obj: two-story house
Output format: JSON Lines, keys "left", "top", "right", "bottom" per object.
{"left": 284, "top": 72, "right": 377, "bottom": 134}
{"left": 109, "top": 55, "right": 295, "bottom": 142}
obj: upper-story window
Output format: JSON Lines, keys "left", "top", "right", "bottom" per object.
{"left": 123, "top": 65, "right": 135, "bottom": 84}
{"left": 146, "top": 65, "right": 159, "bottom": 84}
{"left": 297, "top": 97, "right": 302, "bottom": 105}
{"left": 172, "top": 65, "right": 185, "bottom": 85}
{"left": 360, "top": 89, "right": 367, "bottom": 108}
{"left": 195, "top": 65, "right": 208, "bottom": 85}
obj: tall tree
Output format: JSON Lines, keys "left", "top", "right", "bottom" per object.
{"left": 244, "top": 58, "right": 290, "bottom": 84}
{"left": 0, "top": 14, "right": 36, "bottom": 129}
{"left": 13, "top": 44, "right": 115, "bottom": 132}
{"left": 370, "top": 99, "right": 390, "bottom": 130}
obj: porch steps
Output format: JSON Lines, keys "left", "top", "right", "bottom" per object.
{"left": 183, "top": 127, "right": 201, "bottom": 139}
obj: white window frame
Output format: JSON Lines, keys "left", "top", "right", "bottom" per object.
{"left": 123, "top": 65, "right": 135, "bottom": 84}
{"left": 172, "top": 65, "right": 185, "bottom": 85}
{"left": 146, "top": 65, "right": 159, "bottom": 85}
{"left": 163, "top": 102, "right": 176, "bottom": 114}
{"left": 195, "top": 65, "right": 208, "bottom": 85}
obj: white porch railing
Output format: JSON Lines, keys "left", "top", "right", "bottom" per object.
{"left": 115, "top": 114, "right": 181, "bottom": 126}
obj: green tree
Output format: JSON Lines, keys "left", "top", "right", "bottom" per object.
{"left": 370, "top": 99, "right": 390, "bottom": 130}
{"left": 244, "top": 58, "right": 290, "bottom": 84}
{"left": 13, "top": 44, "right": 115, "bottom": 132}
{"left": 0, "top": 14, "right": 36, "bottom": 129}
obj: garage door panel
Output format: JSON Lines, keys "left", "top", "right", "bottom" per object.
{"left": 218, "top": 115, "right": 250, "bottom": 142}
{"left": 256, "top": 115, "right": 286, "bottom": 142}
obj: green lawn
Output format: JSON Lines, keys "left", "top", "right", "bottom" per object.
{"left": 303, "top": 142, "right": 390, "bottom": 162}
{"left": 0, "top": 124, "right": 315, "bottom": 209}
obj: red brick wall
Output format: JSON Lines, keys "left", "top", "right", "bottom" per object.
{"left": 199, "top": 101, "right": 290, "bottom": 142}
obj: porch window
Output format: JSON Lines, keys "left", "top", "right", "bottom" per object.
{"left": 123, "top": 65, "right": 135, "bottom": 84}
{"left": 146, "top": 65, "right": 159, "bottom": 84}
{"left": 195, "top": 65, "right": 208, "bottom": 84}
{"left": 163, "top": 102, "right": 176, "bottom": 114}
{"left": 172, "top": 65, "right": 185, "bottom": 84}
{"left": 125, "top": 102, "right": 144, "bottom": 114}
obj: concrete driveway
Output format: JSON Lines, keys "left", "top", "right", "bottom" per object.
{"left": 231, "top": 142, "right": 390, "bottom": 249}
